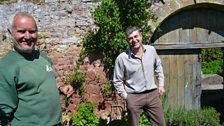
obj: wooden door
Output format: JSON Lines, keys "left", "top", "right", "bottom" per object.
{"left": 150, "top": 5, "right": 224, "bottom": 109}
{"left": 158, "top": 49, "right": 201, "bottom": 109}
{"left": 151, "top": 7, "right": 224, "bottom": 45}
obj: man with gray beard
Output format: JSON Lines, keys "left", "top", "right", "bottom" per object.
{"left": 0, "top": 12, "right": 73, "bottom": 126}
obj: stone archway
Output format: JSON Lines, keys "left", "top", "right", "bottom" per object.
{"left": 149, "top": 2, "right": 224, "bottom": 109}
{"left": 149, "top": 0, "right": 224, "bottom": 32}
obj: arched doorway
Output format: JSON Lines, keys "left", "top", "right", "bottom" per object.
{"left": 150, "top": 3, "right": 224, "bottom": 109}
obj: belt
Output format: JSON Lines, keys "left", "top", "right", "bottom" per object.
{"left": 132, "top": 88, "right": 157, "bottom": 94}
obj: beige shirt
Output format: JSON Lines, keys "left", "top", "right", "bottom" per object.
{"left": 113, "top": 45, "right": 164, "bottom": 99}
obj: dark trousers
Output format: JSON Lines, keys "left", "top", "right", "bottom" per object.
{"left": 126, "top": 89, "right": 166, "bottom": 126}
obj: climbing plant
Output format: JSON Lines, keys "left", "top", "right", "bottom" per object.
{"left": 83, "top": 0, "right": 157, "bottom": 78}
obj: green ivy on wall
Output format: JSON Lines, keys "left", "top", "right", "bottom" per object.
{"left": 82, "top": 0, "right": 157, "bottom": 78}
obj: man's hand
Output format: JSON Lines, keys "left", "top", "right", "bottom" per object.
{"left": 59, "top": 85, "right": 74, "bottom": 97}
{"left": 158, "top": 86, "right": 165, "bottom": 96}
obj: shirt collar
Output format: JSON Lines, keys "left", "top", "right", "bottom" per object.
{"left": 127, "top": 45, "right": 146, "bottom": 58}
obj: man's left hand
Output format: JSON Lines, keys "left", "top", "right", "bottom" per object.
{"left": 158, "top": 86, "right": 165, "bottom": 96}
{"left": 59, "top": 85, "right": 74, "bottom": 97}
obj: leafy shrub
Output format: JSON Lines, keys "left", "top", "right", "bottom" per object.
{"left": 66, "top": 100, "right": 221, "bottom": 126}
{"left": 71, "top": 101, "right": 107, "bottom": 126}
{"left": 101, "top": 81, "right": 113, "bottom": 97}
{"left": 201, "top": 48, "right": 223, "bottom": 62}
{"left": 165, "top": 107, "right": 221, "bottom": 126}
{"left": 66, "top": 70, "right": 86, "bottom": 97}
{"left": 115, "top": 110, "right": 152, "bottom": 126}
{"left": 118, "top": 105, "right": 220, "bottom": 126}
{"left": 83, "top": 0, "right": 156, "bottom": 77}
{"left": 202, "top": 60, "right": 223, "bottom": 74}
{"left": 201, "top": 48, "right": 223, "bottom": 74}
{"left": 83, "top": 0, "right": 126, "bottom": 72}
{"left": 140, "top": 112, "right": 152, "bottom": 126}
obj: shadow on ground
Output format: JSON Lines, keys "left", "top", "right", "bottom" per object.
{"left": 201, "top": 89, "right": 224, "bottom": 124}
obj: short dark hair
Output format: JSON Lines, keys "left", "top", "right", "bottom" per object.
{"left": 125, "top": 26, "right": 141, "bottom": 38}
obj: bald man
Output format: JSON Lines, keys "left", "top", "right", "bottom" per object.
{"left": 0, "top": 12, "right": 73, "bottom": 126}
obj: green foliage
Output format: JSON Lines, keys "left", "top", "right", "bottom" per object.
{"left": 165, "top": 107, "right": 221, "bottom": 126}
{"left": 83, "top": 0, "right": 126, "bottom": 71}
{"left": 163, "top": 92, "right": 221, "bottom": 126}
{"left": 101, "top": 81, "right": 113, "bottom": 96}
{"left": 66, "top": 70, "right": 86, "bottom": 97}
{"left": 202, "top": 60, "right": 223, "bottom": 74}
{"left": 202, "top": 48, "right": 223, "bottom": 61}
{"left": 201, "top": 48, "right": 223, "bottom": 74}
{"left": 66, "top": 98, "right": 221, "bottom": 126}
{"left": 197, "top": 108, "right": 221, "bottom": 126}
{"left": 140, "top": 112, "right": 152, "bottom": 126}
{"left": 71, "top": 101, "right": 107, "bottom": 126}
{"left": 83, "top": 0, "right": 156, "bottom": 76}
{"left": 114, "top": 107, "right": 220, "bottom": 126}
{"left": 76, "top": 49, "right": 87, "bottom": 67}
{"left": 63, "top": 95, "right": 69, "bottom": 107}
{"left": 109, "top": 111, "right": 151, "bottom": 126}
{"left": 118, "top": 0, "right": 157, "bottom": 43}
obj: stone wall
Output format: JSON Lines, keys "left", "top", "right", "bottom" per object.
{"left": 1, "top": 0, "right": 223, "bottom": 121}
{"left": 0, "top": 0, "right": 99, "bottom": 52}
{"left": 0, "top": 0, "right": 126, "bottom": 120}
{"left": 0, "top": 0, "right": 123, "bottom": 120}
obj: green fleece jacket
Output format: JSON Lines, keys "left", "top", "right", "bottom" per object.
{"left": 0, "top": 50, "right": 61, "bottom": 126}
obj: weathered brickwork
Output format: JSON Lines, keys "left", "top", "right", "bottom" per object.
{"left": 0, "top": 0, "right": 223, "bottom": 120}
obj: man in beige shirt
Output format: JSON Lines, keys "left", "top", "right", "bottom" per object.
{"left": 113, "top": 26, "right": 166, "bottom": 126}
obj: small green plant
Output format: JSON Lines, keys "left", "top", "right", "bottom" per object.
{"left": 140, "top": 111, "right": 152, "bottom": 126}
{"left": 71, "top": 101, "right": 107, "bottom": 126}
{"left": 76, "top": 49, "right": 87, "bottom": 67}
{"left": 201, "top": 48, "right": 223, "bottom": 74}
{"left": 165, "top": 107, "right": 221, "bottom": 126}
{"left": 63, "top": 95, "right": 69, "bottom": 107}
{"left": 65, "top": 96, "right": 221, "bottom": 126}
{"left": 101, "top": 81, "right": 113, "bottom": 96}
{"left": 162, "top": 91, "right": 221, "bottom": 126}
{"left": 66, "top": 70, "right": 86, "bottom": 97}
{"left": 115, "top": 110, "right": 152, "bottom": 126}
{"left": 202, "top": 60, "right": 223, "bottom": 74}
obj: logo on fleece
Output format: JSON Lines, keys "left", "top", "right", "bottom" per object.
{"left": 45, "top": 65, "right": 53, "bottom": 72}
